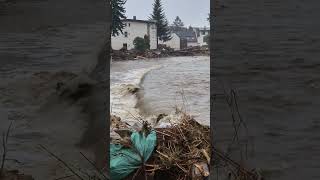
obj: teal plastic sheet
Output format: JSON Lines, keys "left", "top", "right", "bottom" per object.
{"left": 110, "top": 130, "right": 157, "bottom": 180}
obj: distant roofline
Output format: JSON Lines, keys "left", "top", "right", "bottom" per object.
{"left": 198, "top": 28, "right": 210, "bottom": 31}
{"left": 168, "top": 26, "right": 210, "bottom": 30}
{"left": 193, "top": 27, "right": 210, "bottom": 30}
{"left": 172, "top": 31, "right": 198, "bottom": 42}
{"left": 123, "top": 19, "right": 157, "bottom": 24}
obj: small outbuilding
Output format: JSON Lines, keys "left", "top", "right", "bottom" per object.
{"left": 159, "top": 33, "right": 187, "bottom": 50}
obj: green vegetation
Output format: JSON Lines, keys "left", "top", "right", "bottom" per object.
{"left": 144, "top": 35, "right": 151, "bottom": 50}
{"left": 150, "top": 0, "right": 171, "bottom": 42}
{"left": 172, "top": 16, "right": 184, "bottom": 31}
{"left": 111, "top": 0, "right": 127, "bottom": 36}
{"left": 133, "top": 37, "right": 149, "bottom": 52}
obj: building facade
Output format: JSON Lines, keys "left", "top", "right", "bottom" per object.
{"left": 159, "top": 33, "right": 183, "bottom": 50}
{"left": 193, "top": 27, "right": 210, "bottom": 46}
{"left": 176, "top": 29, "right": 198, "bottom": 47}
{"left": 161, "top": 27, "right": 199, "bottom": 49}
{"left": 111, "top": 17, "right": 157, "bottom": 50}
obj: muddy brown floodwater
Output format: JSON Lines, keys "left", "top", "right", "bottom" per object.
{"left": 0, "top": 1, "right": 109, "bottom": 179}
{"left": 110, "top": 56, "right": 210, "bottom": 126}
{"left": 214, "top": 0, "right": 320, "bottom": 179}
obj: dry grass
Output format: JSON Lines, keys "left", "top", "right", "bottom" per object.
{"left": 112, "top": 111, "right": 260, "bottom": 180}
{"left": 145, "top": 113, "right": 210, "bottom": 180}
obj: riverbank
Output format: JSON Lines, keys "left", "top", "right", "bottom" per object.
{"left": 111, "top": 46, "right": 209, "bottom": 61}
{"left": 109, "top": 56, "right": 262, "bottom": 179}
{"left": 110, "top": 111, "right": 262, "bottom": 180}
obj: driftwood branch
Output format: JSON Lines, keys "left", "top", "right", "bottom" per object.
{"left": 80, "top": 151, "right": 109, "bottom": 180}
{"left": 0, "top": 121, "right": 13, "bottom": 176}
{"left": 39, "top": 144, "right": 85, "bottom": 180}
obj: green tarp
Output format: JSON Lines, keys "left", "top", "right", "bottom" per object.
{"left": 110, "top": 130, "right": 157, "bottom": 180}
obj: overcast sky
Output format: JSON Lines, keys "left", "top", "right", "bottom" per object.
{"left": 124, "top": 0, "right": 210, "bottom": 27}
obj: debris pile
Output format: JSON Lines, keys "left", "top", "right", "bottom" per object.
{"left": 111, "top": 46, "right": 209, "bottom": 61}
{"left": 110, "top": 112, "right": 261, "bottom": 180}
{"left": 146, "top": 113, "right": 210, "bottom": 180}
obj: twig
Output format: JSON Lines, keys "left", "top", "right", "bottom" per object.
{"left": 80, "top": 151, "right": 109, "bottom": 180}
{"left": 39, "top": 144, "right": 85, "bottom": 180}
{"left": 0, "top": 121, "right": 13, "bottom": 176}
{"left": 54, "top": 175, "right": 75, "bottom": 180}
{"left": 1, "top": 134, "right": 5, "bottom": 176}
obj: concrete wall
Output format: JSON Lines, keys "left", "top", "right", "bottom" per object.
{"left": 187, "top": 42, "right": 199, "bottom": 47}
{"left": 112, "top": 21, "right": 157, "bottom": 50}
{"left": 149, "top": 23, "right": 157, "bottom": 49}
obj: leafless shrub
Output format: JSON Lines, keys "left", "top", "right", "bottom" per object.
{"left": 0, "top": 121, "right": 13, "bottom": 177}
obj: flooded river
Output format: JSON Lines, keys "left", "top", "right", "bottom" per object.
{"left": 214, "top": 0, "right": 320, "bottom": 179}
{"left": 0, "top": 0, "right": 108, "bottom": 179}
{"left": 110, "top": 56, "right": 210, "bottom": 126}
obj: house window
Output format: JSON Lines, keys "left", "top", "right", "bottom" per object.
{"left": 202, "top": 31, "right": 205, "bottom": 35}
{"left": 124, "top": 32, "right": 128, "bottom": 37}
{"left": 128, "top": 23, "right": 130, "bottom": 27}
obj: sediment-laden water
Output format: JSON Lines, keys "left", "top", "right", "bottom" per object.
{"left": 0, "top": 0, "right": 108, "bottom": 178}
{"left": 110, "top": 56, "right": 210, "bottom": 126}
{"left": 214, "top": 0, "right": 320, "bottom": 179}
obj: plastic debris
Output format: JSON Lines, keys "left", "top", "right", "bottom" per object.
{"left": 110, "top": 130, "right": 157, "bottom": 180}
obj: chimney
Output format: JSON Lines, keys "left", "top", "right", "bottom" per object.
{"left": 133, "top": 16, "right": 136, "bottom": 20}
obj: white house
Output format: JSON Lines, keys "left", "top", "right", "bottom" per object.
{"left": 160, "top": 27, "right": 198, "bottom": 50}
{"left": 112, "top": 16, "right": 157, "bottom": 50}
{"left": 159, "top": 33, "right": 184, "bottom": 50}
{"left": 193, "top": 27, "right": 210, "bottom": 46}
{"left": 176, "top": 29, "right": 198, "bottom": 47}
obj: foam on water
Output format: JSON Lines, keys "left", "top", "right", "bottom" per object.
{"left": 110, "top": 65, "right": 162, "bottom": 125}
{"left": 111, "top": 56, "right": 210, "bottom": 127}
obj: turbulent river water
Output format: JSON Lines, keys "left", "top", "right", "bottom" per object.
{"left": 214, "top": 0, "right": 320, "bottom": 179}
{"left": 0, "top": 1, "right": 108, "bottom": 178}
{"left": 110, "top": 56, "right": 210, "bottom": 126}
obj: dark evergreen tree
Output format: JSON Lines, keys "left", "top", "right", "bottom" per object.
{"left": 150, "top": 0, "right": 171, "bottom": 42}
{"left": 144, "top": 35, "right": 150, "bottom": 49}
{"left": 111, "top": 0, "right": 127, "bottom": 36}
{"left": 173, "top": 16, "right": 184, "bottom": 27}
{"left": 133, "top": 37, "right": 148, "bottom": 52}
